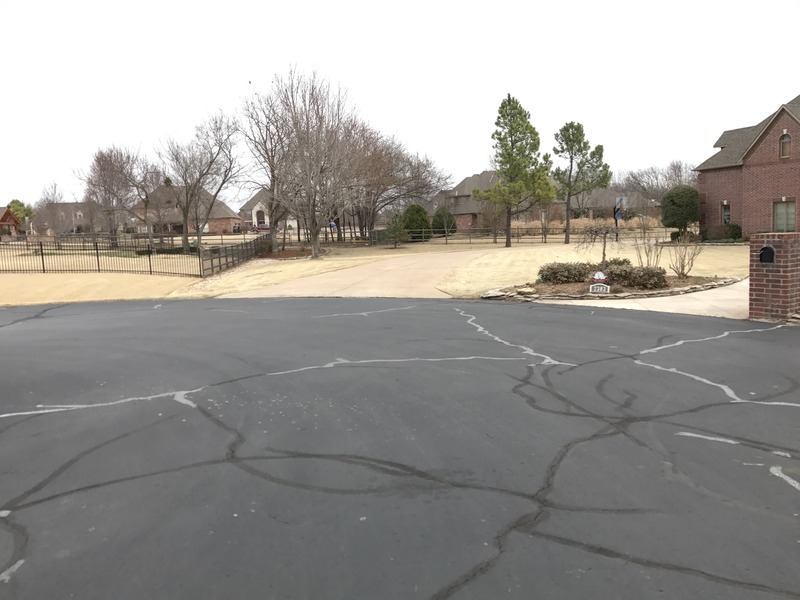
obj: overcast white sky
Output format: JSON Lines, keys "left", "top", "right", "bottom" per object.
{"left": 2, "top": 0, "right": 798, "bottom": 209}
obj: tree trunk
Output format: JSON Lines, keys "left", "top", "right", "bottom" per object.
{"left": 504, "top": 206, "right": 512, "bottom": 248}
{"left": 564, "top": 195, "right": 572, "bottom": 244}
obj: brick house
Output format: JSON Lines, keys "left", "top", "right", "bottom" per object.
{"left": 438, "top": 170, "right": 565, "bottom": 228}
{"left": 696, "top": 94, "right": 800, "bottom": 237}
{"left": 132, "top": 186, "right": 241, "bottom": 234}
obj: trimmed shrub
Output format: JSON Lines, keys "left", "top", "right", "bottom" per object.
{"left": 703, "top": 223, "right": 743, "bottom": 241}
{"left": 606, "top": 265, "right": 668, "bottom": 289}
{"left": 538, "top": 262, "right": 594, "bottom": 284}
{"left": 602, "top": 257, "right": 631, "bottom": 268}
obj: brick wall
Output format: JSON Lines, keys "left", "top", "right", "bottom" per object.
{"left": 741, "top": 112, "right": 800, "bottom": 234}
{"left": 699, "top": 109, "right": 800, "bottom": 237}
{"left": 454, "top": 213, "right": 477, "bottom": 230}
{"left": 206, "top": 217, "right": 241, "bottom": 234}
{"left": 698, "top": 167, "right": 742, "bottom": 232}
{"left": 749, "top": 232, "right": 800, "bottom": 320}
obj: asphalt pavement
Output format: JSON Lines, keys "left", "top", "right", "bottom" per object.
{"left": 1, "top": 298, "right": 798, "bottom": 599}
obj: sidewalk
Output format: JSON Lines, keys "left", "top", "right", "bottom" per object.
{"left": 536, "top": 279, "right": 750, "bottom": 320}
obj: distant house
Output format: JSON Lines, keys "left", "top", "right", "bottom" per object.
{"left": 0, "top": 206, "right": 21, "bottom": 236}
{"left": 239, "top": 189, "right": 269, "bottom": 230}
{"left": 238, "top": 188, "right": 299, "bottom": 232}
{"left": 437, "top": 170, "right": 565, "bottom": 228}
{"left": 696, "top": 94, "right": 800, "bottom": 236}
{"left": 445, "top": 171, "right": 498, "bottom": 229}
{"left": 31, "top": 201, "right": 106, "bottom": 235}
{"left": 132, "top": 186, "right": 242, "bottom": 235}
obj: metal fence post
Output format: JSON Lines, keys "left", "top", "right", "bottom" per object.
{"left": 95, "top": 242, "right": 101, "bottom": 272}
{"left": 147, "top": 244, "right": 153, "bottom": 275}
{"left": 198, "top": 245, "right": 204, "bottom": 277}
{"left": 40, "top": 242, "right": 46, "bottom": 272}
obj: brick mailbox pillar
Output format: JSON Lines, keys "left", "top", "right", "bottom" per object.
{"left": 749, "top": 232, "right": 800, "bottom": 320}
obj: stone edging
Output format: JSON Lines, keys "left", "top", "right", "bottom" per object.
{"left": 481, "top": 277, "right": 744, "bottom": 302}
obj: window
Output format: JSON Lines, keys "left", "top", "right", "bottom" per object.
{"left": 722, "top": 204, "right": 731, "bottom": 224}
{"left": 774, "top": 201, "right": 796, "bottom": 232}
{"left": 780, "top": 134, "right": 791, "bottom": 158}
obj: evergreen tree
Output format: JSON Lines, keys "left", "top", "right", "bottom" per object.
{"left": 475, "top": 94, "right": 553, "bottom": 247}
{"left": 661, "top": 184, "right": 700, "bottom": 236}
{"left": 431, "top": 206, "right": 456, "bottom": 233}
{"left": 384, "top": 213, "right": 408, "bottom": 248}
{"left": 552, "top": 122, "right": 611, "bottom": 244}
{"left": 402, "top": 204, "right": 432, "bottom": 241}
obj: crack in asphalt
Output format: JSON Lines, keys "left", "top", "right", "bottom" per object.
{"left": 523, "top": 531, "right": 800, "bottom": 599}
{"left": 0, "top": 303, "right": 795, "bottom": 597}
{"left": 427, "top": 313, "right": 796, "bottom": 598}
{"left": 0, "top": 304, "right": 67, "bottom": 331}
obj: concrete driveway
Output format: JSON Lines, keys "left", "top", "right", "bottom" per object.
{"left": 220, "top": 249, "right": 490, "bottom": 299}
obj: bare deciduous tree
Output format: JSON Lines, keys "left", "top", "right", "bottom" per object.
{"left": 161, "top": 112, "right": 242, "bottom": 251}
{"left": 273, "top": 71, "right": 357, "bottom": 259}
{"left": 242, "top": 90, "right": 293, "bottom": 252}
{"left": 350, "top": 131, "right": 450, "bottom": 237}
{"left": 83, "top": 146, "right": 165, "bottom": 245}
{"left": 632, "top": 214, "right": 664, "bottom": 268}
{"left": 578, "top": 224, "right": 620, "bottom": 270}
{"left": 668, "top": 233, "right": 703, "bottom": 278}
{"left": 33, "top": 182, "right": 66, "bottom": 235}
{"left": 619, "top": 160, "right": 697, "bottom": 201}
{"left": 82, "top": 148, "right": 134, "bottom": 239}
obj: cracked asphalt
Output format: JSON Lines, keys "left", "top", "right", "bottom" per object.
{"left": 1, "top": 298, "right": 798, "bottom": 599}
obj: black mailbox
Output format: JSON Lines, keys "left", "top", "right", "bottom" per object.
{"left": 759, "top": 245, "right": 775, "bottom": 263}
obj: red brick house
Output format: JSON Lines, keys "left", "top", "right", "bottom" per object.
{"left": 132, "top": 186, "right": 242, "bottom": 235}
{"left": 696, "top": 94, "right": 800, "bottom": 236}
{"left": 437, "top": 170, "right": 565, "bottom": 229}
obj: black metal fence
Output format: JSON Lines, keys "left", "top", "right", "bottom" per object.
{"left": 0, "top": 234, "right": 270, "bottom": 278}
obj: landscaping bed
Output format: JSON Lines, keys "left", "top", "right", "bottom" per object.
{"left": 482, "top": 276, "right": 742, "bottom": 301}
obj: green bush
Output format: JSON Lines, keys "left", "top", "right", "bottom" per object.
{"left": 661, "top": 185, "right": 700, "bottom": 235}
{"left": 403, "top": 204, "right": 432, "bottom": 241}
{"left": 601, "top": 257, "right": 631, "bottom": 268}
{"left": 538, "top": 262, "right": 594, "bottom": 284}
{"left": 671, "top": 231, "right": 700, "bottom": 242}
{"left": 431, "top": 206, "right": 457, "bottom": 233}
{"left": 606, "top": 265, "right": 668, "bottom": 289}
{"left": 537, "top": 260, "right": 667, "bottom": 289}
{"left": 703, "top": 223, "right": 742, "bottom": 241}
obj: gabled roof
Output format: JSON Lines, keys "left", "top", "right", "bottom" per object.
{"left": 696, "top": 94, "right": 800, "bottom": 171}
{"left": 447, "top": 170, "right": 498, "bottom": 215}
{"left": 133, "top": 186, "right": 240, "bottom": 221}
{"left": 1, "top": 206, "right": 21, "bottom": 226}
{"left": 240, "top": 188, "right": 271, "bottom": 212}
{"left": 452, "top": 170, "right": 498, "bottom": 197}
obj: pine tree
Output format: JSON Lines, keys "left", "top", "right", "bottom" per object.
{"left": 475, "top": 94, "right": 553, "bottom": 247}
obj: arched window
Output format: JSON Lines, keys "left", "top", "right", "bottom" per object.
{"left": 780, "top": 134, "right": 791, "bottom": 158}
